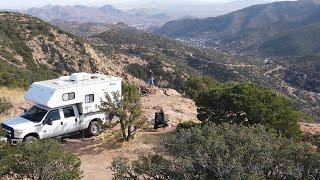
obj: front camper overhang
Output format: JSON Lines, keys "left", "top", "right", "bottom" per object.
{"left": 25, "top": 82, "right": 58, "bottom": 108}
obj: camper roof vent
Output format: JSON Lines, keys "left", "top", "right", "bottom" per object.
{"left": 70, "top": 73, "right": 90, "bottom": 82}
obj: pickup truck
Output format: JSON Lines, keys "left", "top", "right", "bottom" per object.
{"left": 1, "top": 104, "right": 106, "bottom": 144}
{"left": 1, "top": 73, "right": 122, "bottom": 145}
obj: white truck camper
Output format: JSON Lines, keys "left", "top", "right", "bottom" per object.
{"left": 1, "top": 72, "right": 122, "bottom": 144}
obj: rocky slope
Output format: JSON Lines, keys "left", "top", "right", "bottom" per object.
{"left": 0, "top": 12, "right": 148, "bottom": 88}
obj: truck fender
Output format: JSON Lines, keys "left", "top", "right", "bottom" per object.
{"left": 91, "top": 118, "right": 103, "bottom": 125}
{"left": 23, "top": 133, "right": 40, "bottom": 140}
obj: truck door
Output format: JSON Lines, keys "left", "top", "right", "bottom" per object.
{"left": 62, "top": 106, "right": 80, "bottom": 134}
{"left": 41, "top": 109, "right": 63, "bottom": 138}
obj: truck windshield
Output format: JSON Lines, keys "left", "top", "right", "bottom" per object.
{"left": 21, "top": 106, "right": 48, "bottom": 123}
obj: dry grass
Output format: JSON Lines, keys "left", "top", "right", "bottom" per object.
{"left": 0, "top": 86, "right": 30, "bottom": 122}
{"left": 0, "top": 86, "right": 25, "bottom": 103}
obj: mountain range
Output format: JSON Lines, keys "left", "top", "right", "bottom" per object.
{"left": 109, "top": 0, "right": 286, "bottom": 18}
{"left": 22, "top": 5, "right": 172, "bottom": 29}
{"left": 154, "top": 0, "right": 320, "bottom": 57}
{"left": 1, "top": 0, "right": 289, "bottom": 30}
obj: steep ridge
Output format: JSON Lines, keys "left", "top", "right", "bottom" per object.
{"left": 0, "top": 12, "right": 144, "bottom": 88}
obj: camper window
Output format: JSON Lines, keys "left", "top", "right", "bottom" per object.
{"left": 62, "top": 92, "right": 75, "bottom": 101}
{"left": 85, "top": 94, "right": 94, "bottom": 103}
{"left": 63, "top": 107, "right": 75, "bottom": 118}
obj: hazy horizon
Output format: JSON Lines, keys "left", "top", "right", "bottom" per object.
{"left": 0, "top": 0, "right": 294, "bottom": 10}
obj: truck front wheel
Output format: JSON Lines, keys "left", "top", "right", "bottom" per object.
{"left": 87, "top": 121, "right": 101, "bottom": 136}
{"left": 24, "top": 135, "right": 38, "bottom": 143}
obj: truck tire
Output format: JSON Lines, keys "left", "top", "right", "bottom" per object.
{"left": 24, "top": 135, "right": 38, "bottom": 143}
{"left": 87, "top": 121, "right": 101, "bottom": 136}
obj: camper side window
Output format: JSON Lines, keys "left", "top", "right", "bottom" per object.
{"left": 85, "top": 94, "right": 94, "bottom": 103}
{"left": 62, "top": 92, "right": 75, "bottom": 101}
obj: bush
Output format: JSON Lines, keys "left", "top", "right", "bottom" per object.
{"left": 111, "top": 154, "right": 179, "bottom": 179}
{"left": 183, "top": 76, "right": 219, "bottom": 99}
{"left": 0, "top": 97, "right": 12, "bottom": 115}
{"left": 125, "top": 64, "right": 148, "bottom": 82}
{"left": 101, "top": 83, "right": 144, "bottom": 141}
{"left": 196, "top": 83, "right": 301, "bottom": 139}
{"left": 176, "top": 121, "right": 198, "bottom": 131}
{"left": 0, "top": 140, "right": 82, "bottom": 179}
{"left": 111, "top": 124, "right": 320, "bottom": 179}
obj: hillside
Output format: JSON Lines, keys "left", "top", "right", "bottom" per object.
{"left": 23, "top": 5, "right": 172, "bottom": 29}
{"left": 0, "top": 12, "right": 243, "bottom": 89}
{"left": 255, "top": 22, "right": 320, "bottom": 56}
{"left": 87, "top": 25, "right": 241, "bottom": 88}
{"left": 154, "top": 0, "right": 320, "bottom": 55}
{"left": 86, "top": 25, "right": 320, "bottom": 118}
{"left": 50, "top": 19, "right": 113, "bottom": 37}
{"left": 0, "top": 12, "right": 240, "bottom": 89}
{"left": 0, "top": 12, "right": 149, "bottom": 88}
{"left": 0, "top": 12, "right": 95, "bottom": 88}
{"left": 279, "top": 55, "right": 320, "bottom": 93}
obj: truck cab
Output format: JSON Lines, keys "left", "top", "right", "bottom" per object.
{"left": 2, "top": 104, "right": 103, "bottom": 144}
{"left": 1, "top": 72, "right": 122, "bottom": 144}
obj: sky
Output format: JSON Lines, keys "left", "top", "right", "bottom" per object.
{"left": 0, "top": 0, "right": 269, "bottom": 10}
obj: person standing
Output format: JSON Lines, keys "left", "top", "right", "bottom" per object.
{"left": 148, "top": 69, "right": 155, "bottom": 87}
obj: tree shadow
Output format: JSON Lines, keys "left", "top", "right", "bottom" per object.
{"left": 61, "top": 126, "right": 176, "bottom": 156}
{"left": 61, "top": 131, "right": 123, "bottom": 156}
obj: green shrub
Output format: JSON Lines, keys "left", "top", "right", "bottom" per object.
{"left": 111, "top": 154, "right": 178, "bottom": 179}
{"left": 125, "top": 64, "right": 148, "bottom": 82}
{"left": 176, "top": 121, "right": 198, "bottom": 131}
{"left": 0, "top": 140, "right": 82, "bottom": 180}
{"left": 0, "top": 61, "right": 57, "bottom": 89}
{"left": 183, "top": 76, "right": 219, "bottom": 99}
{"left": 196, "top": 83, "right": 301, "bottom": 139}
{"left": 101, "top": 83, "right": 144, "bottom": 142}
{"left": 111, "top": 124, "right": 320, "bottom": 179}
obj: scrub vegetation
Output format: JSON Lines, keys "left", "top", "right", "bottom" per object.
{"left": 112, "top": 124, "right": 320, "bottom": 179}
{"left": 0, "top": 140, "right": 82, "bottom": 180}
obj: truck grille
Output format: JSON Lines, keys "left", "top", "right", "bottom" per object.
{"left": 1, "top": 124, "right": 14, "bottom": 139}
